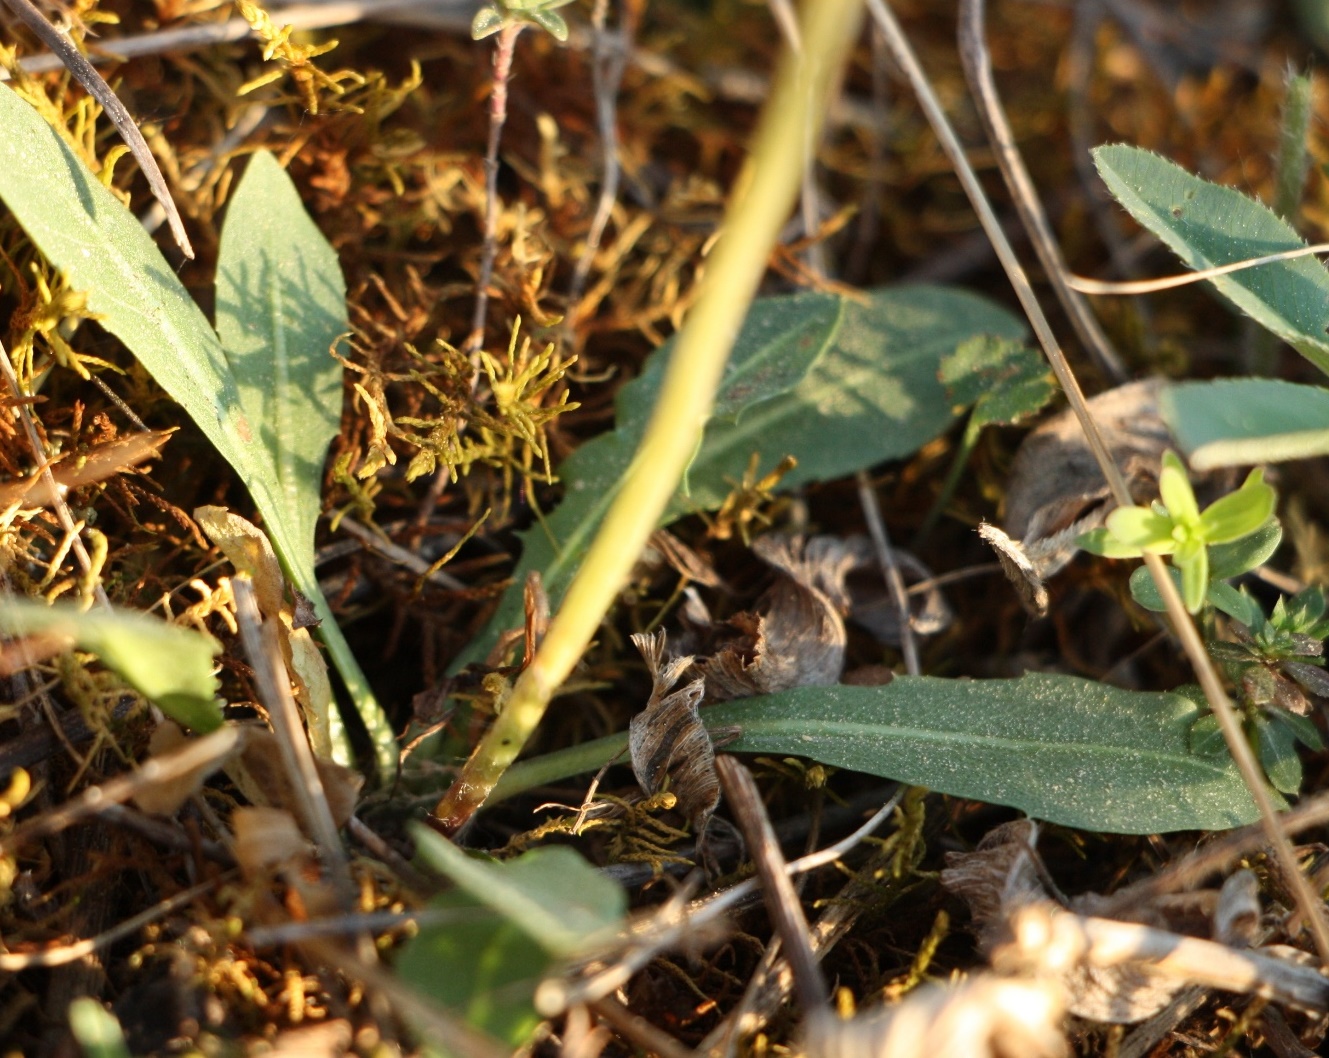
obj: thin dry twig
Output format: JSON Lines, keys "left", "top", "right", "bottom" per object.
{"left": 232, "top": 576, "right": 355, "bottom": 911}
{"left": 856, "top": 471, "right": 919, "bottom": 676}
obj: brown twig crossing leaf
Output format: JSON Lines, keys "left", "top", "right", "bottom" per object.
{"left": 628, "top": 630, "right": 716, "bottom": 833}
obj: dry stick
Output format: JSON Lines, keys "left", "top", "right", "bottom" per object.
{"left": 588, "top": 997, "right": 695, "bottom": 1058}
{"left": 958, "top": 0, "right": 1127, "bottom": 384}
{"left": 0, "top": 0, "right": 192, "bottom": 258}
{"left": 0, "top": 339, "right": 110, "bottom": 610}
{"left": 857, "top": 472, "right": 919, "bottom": 676}
{"left": 865, "top": 0, "right": 1329, "bottom": 962}
{"left": 429, "top": 0, "right": 868, "bottom": 835}
{"left": 565, "top": 0, "right": 636, "bottom": 323}
{"left": 1067, "top": 242, "right": 1329, "bottom": 295}
{"left": 0, "top": 879, "right": 218, "bottom": 970}
{"left": 0, "top": 725, "right": 241, "bottom": 857}
{"left": 714, "top": 756, "right": 830, "bottom": 1025}
{"left": 232, "top": 576, "right": 355, "bottom": 912}
{"left": 467, "top": 20, "right": 525, "bottom": 358}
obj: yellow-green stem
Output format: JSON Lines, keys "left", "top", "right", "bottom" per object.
{"left": 431, "top": 0, "right": 867, "bottom": 834}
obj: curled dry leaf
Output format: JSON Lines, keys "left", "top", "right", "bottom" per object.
{"left": 844, "top": 539, "right": 952, "bottom": 646}
{"left": 233, "top": 805, "right": 310, "bottom": 879}
{"left": 0, "top": 430, "right": 173, "bottom": 509}
{"left": 645, "top": 529, "right": 723, "bottom": 588}
{"left": 696, "top": 534, "right": 854, "bottom": 700}
{"left": 986, "top": 379, "right": 1172, "bottom": 614}
{"left": 226, "top": 727, "right": 364, "bottom": 831}
{"left": 196, "top": 505, "right": 334, "bottom": 759}
{"left": 628, "top": 630, "right": 716, "bottom": 833}
{"left": 804, "top": 975, "right": 1066, "bottom": 1058}
{"left": 943, "top": 823, "right": 1323, "bottom": 1024}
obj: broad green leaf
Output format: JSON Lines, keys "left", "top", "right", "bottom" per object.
{"left": 0, "top": 87, "right": 391, "bottom": 769}
{"left": 1104, "top": 506, "right": 1175, "bottom": 551}
{"left": 457, "top": 285, "right": 1025, "bottom": 667}
{"left": 938, "top": 335, "right": 1055, "bottom": 428}
{"left": 216, "top": 151, "right": 345, "bottom": 597}
{"left": 1093, "top": 145, "right": 1329, "bottom": 375}
{"left": 396, "top": 893, "right": 551, "bottom": 1046}
{"left": 410, "top": 833, "right": 626, "bottom": 957}
{"left": 0, "top": 600, "right": 222, "bottom": 732}
{"left": 1161, "top": 379, "right": 1329, "bottom": 470}
{"left": 1128, "top": 567, "right": 1264, "bottom": 623}
{"left": 1199, "top": 481, "right": 1275, "bottom": 544}
{"left": 493, "top": 673, "right": 1273, "bottom": 834}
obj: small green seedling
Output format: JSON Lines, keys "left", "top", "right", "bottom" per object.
{"left": 472, "top": 0, "right": 575, "bottom": 41}
{"left": 1079, "top": 451, "right": 1276, "bottom": 612}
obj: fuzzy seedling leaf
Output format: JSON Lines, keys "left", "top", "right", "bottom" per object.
{"left": 0, "top": 600, "right": 223, "bottom": 732}
{"left": 1093, "top": 145, "right": 1329, "bottom": 375}
{"left": 458, "top": 285, "right": 1025, "bottom": 668}
{"left": 1161, "top": 378, "right": 1329, "bottom": 470}
{"left": 493, "top": 672, "right": 1273, "bottom": 834}
{"left": 0, "top": 87, "right": 392, "bottom": 771}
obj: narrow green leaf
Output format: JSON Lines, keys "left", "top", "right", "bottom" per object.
{"left": 1093, "top": 144, "right": 1329, "bottom": 376}
{"left": 0, "top": 600, "right": 222, "bottom": 732}
{"left": 0, "top": 89, "right": 392, "bottom": 769}
{"left": 1175, "top": 538, "right": 1209, "bottom": 613}
{"left": 457, "top": 286, "right": 1025, "bottom": 668}
{"left": 493, "top": 673, "right": 1274, "bottom": 834}
{"left": 1159, "top": 452, "right": 1199, "bottom": 524}
{"left": 410, "top": 833, "right": 626, "bottom": 957}
{"left": 216, "top": 151, "right": 345, "bottom": 595}
{"left": 1161, "top": 379, "right": 1329, "bottom": 470}
{"left": 0, "top": 84, "right": 250, "bottom": 471}
{"left": 1077, "top": 525, "right": 1145, "bottom": 559}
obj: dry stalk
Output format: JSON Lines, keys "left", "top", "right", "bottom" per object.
{"left": 232, "top": 575, "right": 355, "bottom": 911}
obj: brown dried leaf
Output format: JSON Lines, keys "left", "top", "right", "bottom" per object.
{"left": 844, "top": 539, "right": 952, "bottom": 646}
{"left": 196, "top": 505, "right": 335, "bottom": 759}
{"left": 226, "top": 727, "right": 363, "bottom": 831}
{"left": 130, "top": 720, "right": 246, "bottom": 817}
{"left": 696, "top": 534, "right": 852, "bottom": 700}
{"left": 941, "top": 819, "right": 1049, "bottom": 952}
{"left": 233, "top": 805, "right": 309, "bottom": 879}
{"left": 646, "top": 529, "right": 723, "bottom": 587}
{"left": 628, "top": 629, "right": 716, "bottom": 832}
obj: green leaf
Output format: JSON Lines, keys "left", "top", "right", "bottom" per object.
{"left": 410, "top": 833, "right": 626, "bottom": 957}
{"left": 1175, "top": 537, "right": 1209, "bottom": 613}
{"left": 1161, "top": 379, "right": 1329, "bottom": 470}
{"left": 1199, "top": 485, "right": 1275, "bottom": 545}
{"left": 529, "top": 8, "right": 568, "bottom": 39}
{"left": 1105, "top": 506, "right": 1176, "bottom": 551}
{"left": 1208, "top": 521, "right": 1283, "bottom": 580}
{"left": 1093, "top": 145, "right": 1329, "bottom": 376}
{"left": 938, "top": 335, "right": 1055, "bottom": 428}
{"left": 1078, "top": 525, "right": 1146, "bottom": 559}
{"left": 1275, "top": 707, "right": 1324, "bottom": 751}
{"left": 471, "top": 6, "right": 504, "bottom": 37}
{"left": 1255, "top": 713, "right": 1303, "bottom": 794}
{"left": 0, "top": 600, "right": 222, "bottom": 732}
{"left": 67, "top": 998, "right": 132, "bottom": 1058}
{"left": 457, "top": 285, "right": 1025, "bottom": 668}
{"left": 396, "top": 894, "right": 550, "bottom": 1046}
{"left": 0, "top": 88, "right": 392, "bottom": 770}
{"left": 1187, "top": 712, "right": 1226, "bottom": 757}
{"left": 1159, "top": 451, "right": 1199, "bottom": 523}
{"left": 494, "top": 673, "right": 1276, "bottom": 834}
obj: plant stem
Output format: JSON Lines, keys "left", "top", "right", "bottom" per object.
{"left": 430, "top": 0, "right": 867, "bottom": 835}
{"left": 468, "top": 20, "right": 524, "bottom": 357}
